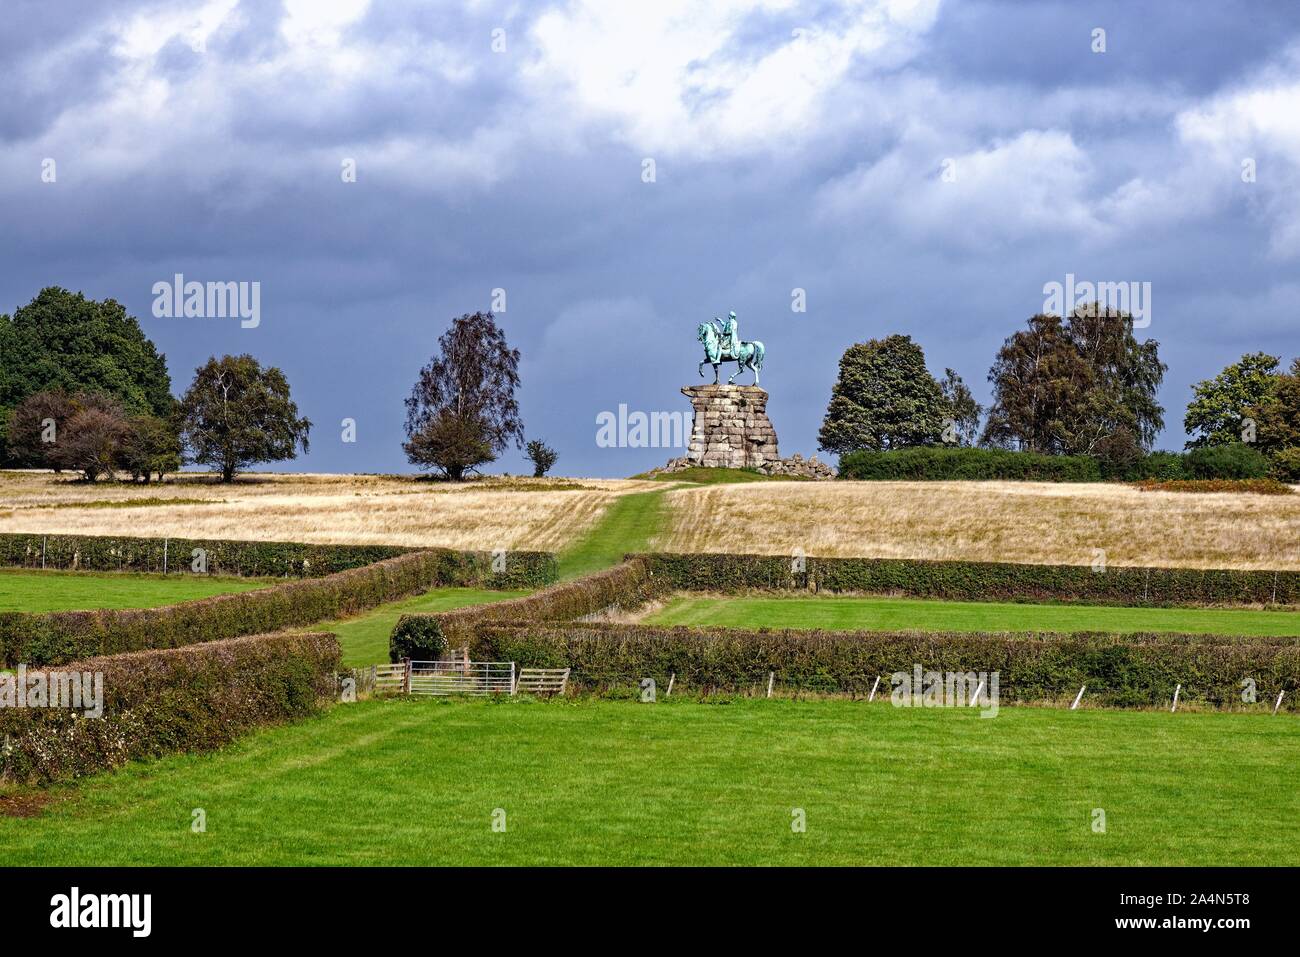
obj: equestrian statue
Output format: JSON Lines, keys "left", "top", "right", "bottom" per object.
{"left": 697, "top": 310, "right": 765, "bottom": 386}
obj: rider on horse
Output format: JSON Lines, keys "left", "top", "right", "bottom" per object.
{"left": 711, "top": 311, "right": 740, "bottom": 358}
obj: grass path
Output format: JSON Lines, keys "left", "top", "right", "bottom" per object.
{"left": 311, "top": 485, "right": 674, "bottom": 665}
{"left": 0, "top": 568, "right": 268, "bottom": 613}
{"left": 4, "top": 698, "right": 1296, "bottom": 866}
{"left": 645, "top": 594, "right": 1300, "bottom": 637}
{"left": 555, "top": 487, "right": 672, "bottom": 579}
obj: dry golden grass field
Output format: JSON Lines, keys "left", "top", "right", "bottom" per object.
{"left": 657, "top": 479, "right": 1300, "bottom": 570}
{"left": 0, "top": 471, "right": 652, "bottom": 552}
{"left": 3, "top": 471, "right": 1299, "bottom": 569}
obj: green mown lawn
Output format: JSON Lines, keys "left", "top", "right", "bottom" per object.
{"left": 314, "top": 587, "right": 530, "bottom": 666}
{"left": 3, "top": 698, "right": 1295, "bottom": 865}
{"left": 645, "top": 594, "right": 1300, "bottom": 637}
{"left": 0, "top": 569, "right": 269, "bottom": 613}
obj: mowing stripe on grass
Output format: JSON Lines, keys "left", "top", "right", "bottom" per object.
{"left": 3, "top": 698, "right": 1296, "bottom": 866}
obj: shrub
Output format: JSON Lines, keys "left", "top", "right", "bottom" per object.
{"left": 1125, "top": 450, "right": 1188, "bottom": 481}
{"left": 634, "top": 552, "right": 1300, "bottom": 607}
{"left": 837, "top": 447, "right": 1101, "bottom": 482}
{"left": 1183, "top": 442, "right": 1271, "bottom": 480}
{"left": 0, "top": 631, "right": 340, "bottom": 785}
{"left": 525, "top": 439, "right": 559, "bottom": 478}
{"left": 390, "top": 558, "right": 660, "bottom": 660}
{"left": 1270, "top": 447, "right": 1300, "bottom": 483}
{"left": 473, "top": 621, "right": 1300, "bottom": 711}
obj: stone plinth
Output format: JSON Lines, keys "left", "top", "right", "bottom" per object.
{"left": 681, "top": 384, "right": 778, "bottom": 470}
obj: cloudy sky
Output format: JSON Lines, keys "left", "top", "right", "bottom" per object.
{"left": 3, "top": 0, "right": 1299, "bottom": 476}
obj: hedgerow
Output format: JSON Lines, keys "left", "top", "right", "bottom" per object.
{"left": 472, "top": 621, "right": 1300, "bottom": 710}
{"left": 837, "top": 447, "right": 1102, "bottom": 482}
{"left": 0, "top": 531, "right": 557, "bottom": 587}
{"left": 0, "top": 631, "right": 340, "bottom": 785}
{"left": 635, "top": 552, "right": 1300, "bottom": 607}
{"left": 0, "top": 549, "right": 533, "bottom": 667}
{"left": 390, "top": 558, "right": 661, "bottom": 660}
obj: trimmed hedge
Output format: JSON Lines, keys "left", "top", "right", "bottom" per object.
{"left": 1184, "top": 443, "right": 1272, "bottom": 480}
{"left": 0, "top": 531, "right": 558, "bottom": 587}
{"left": 473, "top": 621, "right": 1300, "bottom": 710}
{"left": 0, "top": 631, "right": 340, "bottom": 784}
{"left": 0, "top": 532, "right": 406, "bottom": 577}
{"left": 390, "top": 558, "right": 661, "bottom": 661}
{"left": 837, "top": 447, "right": 1102, "bottom": 482}
{"left": 2, "top": 550, "right": 469, "bottom": 667}
{"left": 635, "top": 552, "right": 1300, "bottom": 607}
{"left": 835, "top": 445, "right": 1284, "bottom": 483}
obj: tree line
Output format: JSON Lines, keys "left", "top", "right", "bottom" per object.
{"left": 819, "top": 304, "right": 1300, "bottom": 481}
{"left": 5, "top": 288, "right": 1296, "bottom": 483}
{"left": 0, "top": 288, "right": 551, "bottom": 482}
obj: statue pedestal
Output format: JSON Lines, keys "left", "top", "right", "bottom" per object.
{"left": 681, "top": 384, "right": 779, "bottom": 470}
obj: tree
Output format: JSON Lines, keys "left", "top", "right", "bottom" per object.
{"left": 5, "top": 389, "right": 139, "bottom": 480}
{"left": 120, "top": 415, "right": 183, "bottom": 482}
{"left": 818, "top": 335, "right": 949, "bottom": 455}
{"left": 981, "top": 306, "right": 1166, "bottom": 457}
{"left": 1252, "top": 358, "right": 1300, "bottom": 480}
{"left": 939, "top": 368, "right": 982, "bottom": 446}
{"left": 1184, "top": 352, "right": 1280, "bottom": 448}
{"left": 404, "top": 312, "right": 523, "bottom": 480}
{"left": 54, "top": 406, "right": 130, "bottom": 482}
{"left": 179, "top": 355, "right": 311, "bottom": 482}
{"left": 403, "top": 412, "right": 496, "bottom": 481}
{"left": 0, "top": 288, "right": 174, "bottom": 463}
{"left": 5, "top": 389, "right": 76, "bottom": 468}
{"left": 525, "top": 439, "right": 559, "bottom": 478}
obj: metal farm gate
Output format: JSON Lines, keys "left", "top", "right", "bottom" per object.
{"left": 408, "top": 659, "right": 516, "bottom": 696}
{"left": 367, "top": 658, "right": 569, "bottom": 698}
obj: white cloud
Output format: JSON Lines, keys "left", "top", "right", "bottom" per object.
{"left": 818, "top": 128, "right": 1106, "bottom": 247}
{"left": 1176, "top": 54, "right": 1300, "bottom": 257}
{"left": 522, "top": 0, "right": 942, "bottom": 157}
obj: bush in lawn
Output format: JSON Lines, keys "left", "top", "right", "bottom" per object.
{"left": 0, "top": 631, "right": 340, "bottom": 785}
{"left": 1183, "top": 442, "right": 1271, "bottom": 480}
{"left": 390, "top": 557, "right": 661, "bottom": 660}
{"left": 634, "top": 552, "right": 1300, "bottom": 607}
{"left": 473, "top": 621, "right": 1300, "bottom": 710}
{"left": 837, "top": 447, "right": 1101, "bottom": 482}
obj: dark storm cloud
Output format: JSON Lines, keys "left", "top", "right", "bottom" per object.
{"left": 1, "top": 0, "right": 1298, "bottom": 477}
